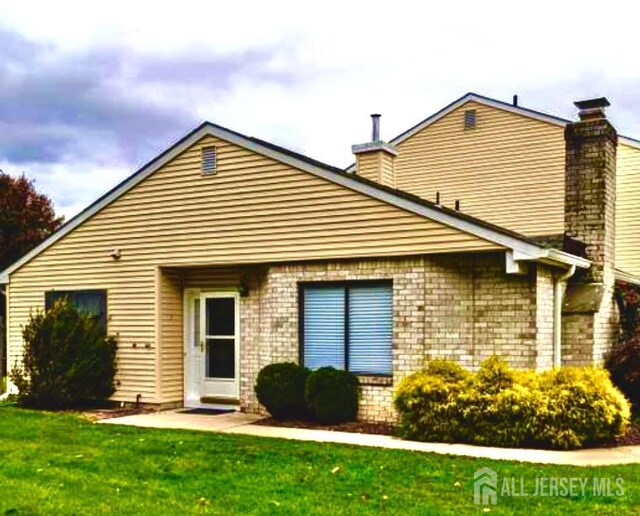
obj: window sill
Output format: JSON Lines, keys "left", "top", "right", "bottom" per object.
{"left": 356, "top": 375, "right": 393, "bottom": 387}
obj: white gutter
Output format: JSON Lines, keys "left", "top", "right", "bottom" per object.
{"left": 553, "top": 265, "right": 576, "bottom": 368}
{"left": 512, "top": 248, "right": 590, "bottom": 270}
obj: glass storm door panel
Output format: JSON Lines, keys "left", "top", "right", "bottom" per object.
{"left": 199, "top": 293, "right": 239, "bottom": 399}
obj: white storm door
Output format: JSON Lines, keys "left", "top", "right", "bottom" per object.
{"left": 199, "top": 292, "right": 240, "bottom": 399}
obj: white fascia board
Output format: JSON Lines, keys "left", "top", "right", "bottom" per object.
{"left": 390, "top": 94, "right": 568, "bottom": 148}
{"left": 619, "top": 136, "right": 640, "bottom": 149}
{"left": 505, "top": 250, "right": 528, "bottom": 275}
{"left": 615, "top": 269, "right": 640, "bottom": 286}
{"left": 0, "top": 121, "right": 585, "bottom": 283}
{"left": 0, "top": 125, "right": 215, "bottom": 283}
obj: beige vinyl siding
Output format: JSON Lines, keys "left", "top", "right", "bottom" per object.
{"left": 8, "top": 134, "right": 499, "bottom": 404}
{"left": 380, "top": 152, "right": 396, "bottom": 188}
{"left": 159, "top": 268, "right": 183, "bottom": 402}
{"left": 394, "top": 100, "right": 566, "bottom": 236}
{"left": 355, "top": 151, "right": 380, "bottom": 183}
{"left": 355, "top": 151, "right": 396, "bottom": 188}
{"left": 616, "top": 143, "right": 640, "bottom": 276}
{"left": 159, "top": 266, "right": 243, "bottom": 402}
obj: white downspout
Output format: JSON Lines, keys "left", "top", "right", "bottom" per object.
{"left": 553, "top": 265, "right": 576, "bottom": 368}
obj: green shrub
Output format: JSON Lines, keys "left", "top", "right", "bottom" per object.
{"left": 10, "top": 299, "right": 117, "bottom": 409}
{"left": 394, "top": 356, "right": 631, "bottom": 450}
{"left": 254, "top": 362, "right": 310, "bottom": 420}
{"left": 305, "top": 367, "right": 359, "bottom": 424}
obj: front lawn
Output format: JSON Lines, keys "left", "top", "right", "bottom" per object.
{"left": 0, "top": 406, "right": 638, "bottom": 515}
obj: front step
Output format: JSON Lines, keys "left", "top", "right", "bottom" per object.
{"left": 200, "top": 396, "right": 240, "bottom": 406}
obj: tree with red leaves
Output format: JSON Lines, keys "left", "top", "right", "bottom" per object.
{"left": 0, "top": 171, "right": 63, "bottom": 377}
{"left": 0, "top": 172, "right": 64, "bottom": 271}
{"left": 607, "top": 282, "right": 640, "bottom": 411}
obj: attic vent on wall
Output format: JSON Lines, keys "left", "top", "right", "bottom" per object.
{"left": 464, "top": 109, "right": 476, "bottom": 130}
{"left": 202, "top": 146, "right": 217, "bottom": 175}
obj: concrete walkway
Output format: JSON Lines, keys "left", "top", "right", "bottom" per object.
{"left": 99, "top": 410, "right": 640, "bottom": 467}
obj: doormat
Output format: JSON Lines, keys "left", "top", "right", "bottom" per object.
{"left": 179, "top": 408, "right": 235, "bottom": 416}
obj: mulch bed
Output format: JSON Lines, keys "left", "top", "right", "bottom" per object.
{"left": 81, "top": 406, "right": 156, "bottom": 421}
{"left": 598, "top": 418, "right": 640, "bottom": 448}
{"left": 253, "top": 417, "right": 396, "bottom": 436}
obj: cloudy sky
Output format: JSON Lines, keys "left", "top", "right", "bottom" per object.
{"left": 1, "top": 1, "right": 639, "bottom": 219}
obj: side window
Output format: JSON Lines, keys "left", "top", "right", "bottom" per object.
{"left": 45, "top": 289, "right": 107, "bottom": 333}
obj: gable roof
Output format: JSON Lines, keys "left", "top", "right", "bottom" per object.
{"left": 345, "top": 92, "right": 640, "bottom": 173}
{"left": 0, "top": 120, "right": 589, "bottom": 284}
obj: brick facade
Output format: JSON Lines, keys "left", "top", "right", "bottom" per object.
{"left": 237, "top": 252, "right": 557, "bottom": 422}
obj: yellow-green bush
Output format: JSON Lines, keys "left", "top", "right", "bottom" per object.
{"left": 536, "top": 367, "right": 631, "bottom": 449}
{"left": 394, "top": 370, "right": 466, "bottom": 442}
{"left": 394, "top": 356, "right": 630, "bottom": 449}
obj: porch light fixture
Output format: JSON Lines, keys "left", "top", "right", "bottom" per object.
{"left": 239, "top": 282, "right": 250, "bottom": 297}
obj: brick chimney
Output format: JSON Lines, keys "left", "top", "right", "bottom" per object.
{"left": 352, "top": 114, "right": 398, "bottom": 188}
{"left": 562, "top": 97, "right": 618, "bottom": 367}
{"left": 564, "top": 97, "right": 617, "bottom": 283}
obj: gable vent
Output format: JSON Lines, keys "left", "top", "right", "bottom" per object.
{"left": 464, "top": 109, "right": 476, "bottom": 130}
{"left": 201, "top": 146, "right": 217, "bottom": 175}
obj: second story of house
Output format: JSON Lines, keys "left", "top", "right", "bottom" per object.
{"left": 348, "top": 93, "right": 640, "bottom": 278}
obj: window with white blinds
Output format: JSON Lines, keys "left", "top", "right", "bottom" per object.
{"left": 301, "top": 282, "right": 393, "bottom": 375}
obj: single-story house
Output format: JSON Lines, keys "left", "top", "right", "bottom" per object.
{"left": 1, "top": 94, "right": 634, "bottom": 422}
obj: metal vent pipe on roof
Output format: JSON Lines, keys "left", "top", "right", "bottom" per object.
{"left": 371, "top": 113, "right": 381, "bottom": 141}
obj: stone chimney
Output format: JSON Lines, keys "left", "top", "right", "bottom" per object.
{"left": 352, "top": 114, "right": 398, "bottom": 188}
{"left": 562, "top": 97, "right": 618, "bottom": 367}
{"left": 564, "top": 97, "right": 617, "bottom": 283}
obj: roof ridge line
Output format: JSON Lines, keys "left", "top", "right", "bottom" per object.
{"left": 0, "top": 118, "right": 589, "bottom": 283}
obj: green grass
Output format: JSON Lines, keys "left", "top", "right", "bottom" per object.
{"left": 0, "top": 405, "right": 638, "bottom": 515}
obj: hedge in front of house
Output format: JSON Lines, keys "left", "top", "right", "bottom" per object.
{"left": 254, "top": 362, "right": 310, "bottom": 420}
{"left": 394, "top": 356, "right": 630, "bottom": 450}
{"left": 305, "top": 367, "right": 359, "bottom": 424}
{"left": 255, "top": 363, "right": 359, "bottom": 424}
{"left": 10, "top": 299, "right": 117, "bottom": 410}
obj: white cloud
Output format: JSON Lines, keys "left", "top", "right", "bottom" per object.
{"left": 1, "top": 0, "right": 640, "bottom": 216}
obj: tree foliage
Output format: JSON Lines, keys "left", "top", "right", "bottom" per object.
{"left": 606, "top": 282, "right": 640, "bottom": 411}
{"left": 0, "top": 171, "right": 63, "bottom": 271}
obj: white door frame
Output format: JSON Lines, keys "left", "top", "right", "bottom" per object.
{"left": 183, "top": 288, "right": 240, "bottom": 407}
